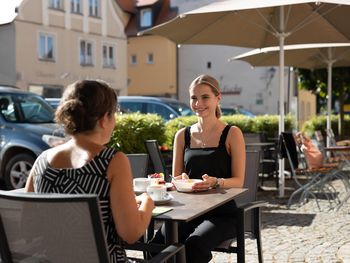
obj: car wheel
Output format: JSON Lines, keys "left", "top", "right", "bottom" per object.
{"left": 4, "top": 153, "right": 35, "bottom": 190}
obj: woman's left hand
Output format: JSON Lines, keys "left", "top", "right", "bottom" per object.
{"left": 192, "top": 174, "right": 214, "bottom": 191}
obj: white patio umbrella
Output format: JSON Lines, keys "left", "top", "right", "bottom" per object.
{"left": 139, "top": 0, "right": 350, "bottom": 197}
{"left": 231, "top": 43, "right": 350, "bottom": 147}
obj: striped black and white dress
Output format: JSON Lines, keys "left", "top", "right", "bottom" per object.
{"left": 32, "top": 147, "right": 128, "bottom": 263}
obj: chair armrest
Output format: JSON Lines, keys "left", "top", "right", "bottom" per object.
{"left": 148, "top": 243, "right": 184, "bottom": 263}
{"left": 237, "top": 200, "right": 268, "bottom": 213}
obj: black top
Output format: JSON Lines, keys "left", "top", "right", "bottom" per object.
{"left": 184, "top": 125, "right": 232, "bottom": 179}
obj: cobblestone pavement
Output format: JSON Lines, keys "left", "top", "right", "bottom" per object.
{"left": 128, "top": 178, "right": 350, "bottom": 263}
{"left": 210, "top": 178, "right": 350, "bottom": 263}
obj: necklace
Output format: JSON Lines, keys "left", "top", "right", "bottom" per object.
{"left": 196, "top": 122, "right": 218, "bottom": 148}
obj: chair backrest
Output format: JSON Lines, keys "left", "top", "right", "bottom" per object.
{"left": 234, "top": 150, "right": 260, "bottom": 232}
{"left": 325, "top": 128, "right": 337, "bottom": 146}
{"left": 280, "top": 132, "right": 299, "bottom": 170}
{"left": 0, "top": 191, "right": 109, "bottom": 263}
{"left": 144, "top": 140, "right": 170, "bottom": 180}
{"left": 126, "top": 153, "right": 149, "bottom": 178}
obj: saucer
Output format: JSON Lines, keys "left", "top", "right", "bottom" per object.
{"left": 165, "top": 182, "right": 173, "bottom": 190}
{"left": 153, "top": 193, "right": 173, "bottom": 205}
{"left": 134, "top": 187, "right": 147, "bottom": 194}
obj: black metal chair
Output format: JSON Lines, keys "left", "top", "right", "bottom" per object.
{"left": 280, "top": 132, "right": 341, "bottom": 210}
{"left": 126, "top": 153, "right": 149, "bottom": 178}
{"left": 144, "top": 140, "right": 171, "bottom": 181}
{"left": 244, "top": 133, "right": 278, "bottom": 188}
{"left": 213, "top": 150, "right": 266, "bottom": 263}
{"left": 0, "top": 191, "right": 184, "bottom": 263}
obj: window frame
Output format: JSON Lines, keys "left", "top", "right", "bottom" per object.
{"left": 38, "top": 32, "right": 56, "bottom": 62}
{"left": 130, "top": 54, "right": 137, "bottom": 65}
{"left": 140, "top": 8, "right": 152, "bottom": 28}
{"left": 147, "top": 53, "right": 154, "bottom": 64}
{"left": 49, "top": 0, "right": 63, "bottom": 10}
{"left": 80, "top": 39, "right": 94, "bottom": 66}
{"left": 89, "top": 0, "right": 100, "bottom": 17}
{"left": 102, "top": 43, "right": 116, "bottom": 68}
{"left": 71, "top": 0, "right": 82, "bottom": 14}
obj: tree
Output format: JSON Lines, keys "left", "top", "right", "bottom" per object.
{"left": 297, "top": 67, "right": 350, "bottom": 138}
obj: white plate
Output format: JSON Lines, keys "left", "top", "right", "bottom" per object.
{"left": 153, "top": 193, "right": 174, "bottom": 205}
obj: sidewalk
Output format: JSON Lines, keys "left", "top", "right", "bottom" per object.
{"left": 211, "top": 178, "right": 350, "bottom": 263}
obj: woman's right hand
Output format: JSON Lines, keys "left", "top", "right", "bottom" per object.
{"left": 136, "top": 193, "right": 155, "bottom": 210}
{"left": 174, "top": 172, "right": 189, "bottom": 180}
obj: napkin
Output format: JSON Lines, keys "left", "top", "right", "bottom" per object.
{"left": 152, "top": 206, "right": 173, "bottom": 216}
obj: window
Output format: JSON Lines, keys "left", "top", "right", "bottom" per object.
{"left": 131, "top": 54, "right": 137, "bottom": 65}
{"left": 49, "top": 0, "right": 63, "bottom": 9}
{"left": 89, "top": 0, "right": 99, "bottom": 17}
{"left": 140, "top": 8, "right": 152, "bottom": 28}
{"left": 80, "top": 40, "right": 94, "bottom": 66}
{"left": 147, "top": 53, "right": 153, "bottom": 64}
{"left": 103, "top": 44, "right": 115, "bottom": 68}
{"left": 38, "top": 33, "right": 55, "bottom": 61}
{"left": 71, "top": 0, "right": 81, "bottom": 13}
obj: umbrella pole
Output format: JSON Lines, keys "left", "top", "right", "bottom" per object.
{"left": 326, "top": 48, "right": 334, "bottom": 147}
{"left": 278, "top": 6, "right": 286, "bottom": 198}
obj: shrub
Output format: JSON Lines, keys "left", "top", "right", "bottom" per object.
{"left": 108, "top": 113, "right": 167, "bottom": 153}
{"left": 301, "top": 115, "right": 350, "bottom": 138}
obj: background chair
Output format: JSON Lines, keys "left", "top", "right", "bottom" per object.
{"left": 144, "top": 140, "right": 171, "bottom": 181}
{"left": 213, "top": 150, "right": 267, "bottom": 263}
{"left": 280, "top": 132, "right": 340, "bottom": 210}
{"left": 0, "top": 191, "right": 183, "bottom": 263}
{"left": 244, "top": 133, "right": 278, "bottom": 188}
{"left": 126, "top": 153, "right": 149, "bottom": 178}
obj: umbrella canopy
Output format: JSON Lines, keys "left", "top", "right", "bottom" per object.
{"left": 231, "top": 42, "right": 350, "bottom": 146}
{"left": 140, "top": 0, "right": 350, "bottom": 48}
{"left": 140, "top": 0, "right": 350, "bottom": 197}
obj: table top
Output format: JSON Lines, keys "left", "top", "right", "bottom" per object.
{"left": 324, "top": 145, "right": 350, "bottom": 151}
{"left": 154, "top": 187, "right": 247, "bottom": 222}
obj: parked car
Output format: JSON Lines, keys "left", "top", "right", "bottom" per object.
{"left": 118, "top": 96, "right": 194, "bottom": 121}
{"left": 221, "top": 106, "right": 255, "bottom": 117}
{"left": 0, "top": 86, "right": 66, "bottom": 189}
{"left": 45, "top": 98, "right": 61, "bottom": 110}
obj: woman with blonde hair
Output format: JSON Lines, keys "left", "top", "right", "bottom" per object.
{"left": 153, "top": 74, "right": 246, "bottom": 262}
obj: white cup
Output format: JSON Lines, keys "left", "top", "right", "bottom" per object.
{"left": 133, "top": 178, "right": 150, "bottom": 192}
{"left": 147, "top": 185, "right": 167, "bottom": 201}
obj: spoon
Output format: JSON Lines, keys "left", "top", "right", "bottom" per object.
{"left": 168, "top": 174, "right": 177, "bottom": 181}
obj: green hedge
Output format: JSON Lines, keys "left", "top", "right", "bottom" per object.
{"left": 109, "top": 113, "right": 295, "bottom": 152}
{"left": 301, "top": 115, "right": 350, "bottom": 138}
{"left": 108, "top": 113, "right": 166, "bottom": 153}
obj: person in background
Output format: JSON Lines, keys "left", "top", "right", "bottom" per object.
{"left": 152, "top": 74, "right": 246, "bottom": 263}
{"left": 25, "top": 79, "right": 154, "bottom": 263}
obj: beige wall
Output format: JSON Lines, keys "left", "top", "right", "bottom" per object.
{"left": 128, "top": 35, "right": 177, "bottom": 97}
{"left": 9, "top": 0, "right": 127, "bottom": 95}
{"left": 298, "top": 89, "right": 316, "bottom": 128}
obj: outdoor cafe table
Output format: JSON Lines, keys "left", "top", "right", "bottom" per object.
{"left": 153, "top": 187, "right": 247, "bottom": 263}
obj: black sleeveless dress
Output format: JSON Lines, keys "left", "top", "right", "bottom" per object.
{"left": 183, "top": 125, "right": 237, "bottom": 216}
{"left": 32, "top": 147, "right": 129, "bottom": 263}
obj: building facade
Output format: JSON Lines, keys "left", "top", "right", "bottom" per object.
{"left": 0, "top": 0, "right": 128, "bottom": 97}
{"left": 119, "top": 0, "right": 178, "bottom": 97}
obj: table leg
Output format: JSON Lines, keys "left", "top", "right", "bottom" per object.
{"left": 164, "top": 221, "right": 186, "bottom": 263}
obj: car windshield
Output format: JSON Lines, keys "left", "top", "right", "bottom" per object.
{"left": 167, "top": 101, "right": 194, "bottom": 117}
{"left": 0, "top": 93, "right": 55, "bottom": 123}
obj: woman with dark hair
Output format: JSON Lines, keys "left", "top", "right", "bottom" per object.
{"left": 25, "top": 79, "right": 154, "bottom": 263}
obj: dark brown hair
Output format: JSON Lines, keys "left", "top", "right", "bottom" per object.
{"left": 55, "top": 80, "right": 117, "bottom": 135}
{"left": 189, "top": 74, "right": 222, "bottom": 118}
